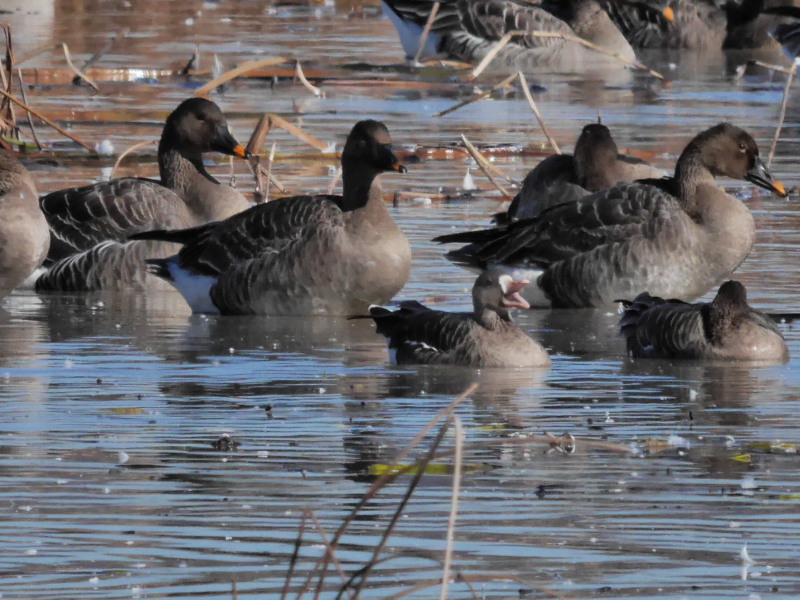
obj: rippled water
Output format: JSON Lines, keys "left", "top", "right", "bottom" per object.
{"left": 2, "top": 1, "right": 800, "bottom": 598}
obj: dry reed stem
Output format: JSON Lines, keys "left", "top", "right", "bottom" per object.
{"left": 431, "top": 431, "right": 633, "bottom": 459}
{"left": 194, "top": 56, "right": 288, "bottom": 96}
{"left": 749, "top": 59, "right": 795, "bottom": 75}
{"left": 308, "top": 512, "right": 356, "bottom": 598}
{"left": 305, "top": 383, "right": 477, "bottom": 600}
{"left": 326, "top": 166, "right": 342, "bottom": 194}
{"left": 471, "top": 29, "right": 662, "bottom": 80}
{"left": 413, "top": 2, "right": 440, "bottom": 64}
{"left": 0, "top": 88, "right": 96, "bottom": 153}
{"left": 1, "top": 24, "right": 15, "bottom": 134}
{"left": 16, "top": 68, "right": 41, "bottom": 149}
{"left": 231, "top": 580, "right": 237, "bottom": 600}
{"left": 345, "top": 415, "right": 455, "bottom": 599}
{"left": 110, "top": 139, "right": 156, "bottom": 178}
{"left": 295, "top": 61, "right": 324, "bottom": 97}
{"left": 517, "top": 71, "right": 560, "bottom": 154}
{"left": 433, "top": 71, "right": 517, "bottom": 117}
{"left": 460, "top": 134, "right": 512, "bottom": 196}
{"left": 281, "top": 510, "right": 308, "bottom": 600}
{"left": 265, "top": 141, "right": 277, "bottom": 201}
{"left": 768, "top": 59, "right": 797, "bottom": 167}
{"left": 59, "top": 43, "right": 99, "bottom": 91}
{"left": 470, "top": 31, "right": 516, "bottom": 79}
{"left": 267, "top": 114, "right": 330, "bottom": 152}
{"left": 439, "top": 416, "right": 463, "bottom": 600}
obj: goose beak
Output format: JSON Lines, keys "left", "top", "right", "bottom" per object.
{"left": 212, "top": 126, "right": 251, "bottom": 159}
{"left": 500, "top": 278, "right": 530, "bottom": 310}
{"left": 746, "top": 157, "right": 787, "bottom": 197}
{"left": 391, "top": 159, "right": 407, "bottom": 174}
{"left": 662, "top": 6, "right": 674, "bottom": 22}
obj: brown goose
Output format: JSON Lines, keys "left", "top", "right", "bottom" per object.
{"left": 0, "top": 150, "right": 49, "bottom": 298}
{"left": 36, "top": 97, "right": 250, "bottom": 291}
{"left": 500, "top": 122, "right": 664, "bottom": 223}
{"left": 435, "top": 123, "right": 786, "bottom": 308}
{"left": 618, "top": 280, "right": 788, "bottom": 362}
{"left": 359, "top": 269, "right": 550, "bottom": 367}
{"left": 131, "top": 120, "right": 411, "bottom": 316}
{"left": 381, "top": 0, "right": 636, "bottom": 70}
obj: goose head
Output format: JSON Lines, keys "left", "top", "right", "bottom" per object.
{"left": 162, "top": 97, "right": 249, "bottom": 160}
{"left": 473, "top": 270, "right": 530, "bottom": 321}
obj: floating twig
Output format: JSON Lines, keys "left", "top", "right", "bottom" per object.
{"left": 433, "top": 71, "right": 517, "bottom": 117}
{"left": 517, "top": 71, "right": 560, "bottom": 154}
{"left": 59, "top": 43, "right": 99, "bottom": 91}
{"left": 768, "top": 59, "right": 797, "bottom": 167}
{"left": 461, "top": 134, "right": 512, "bottom": 196}
{"left": 413, "top": 2, "right": 440, "bottom": 64}
{"left": 748, "top": 59, "right": 795, "bottom": 75}
{"left": 295, "top": 60, "right": 324, "bottom": 97}
{"left": 110, "top": 139, "right": 156, "bottom": 178}
{"left": 194, "top": 56, "right": 288, "bottom": 96}
{"left": 0, "top": 88, "right": 96, "bottom": 153}
{"left": 470, "top": 31, "right": 517, "bottom": 80}
{"left": 264, "top": 141, "right": 277, "bottom": 202}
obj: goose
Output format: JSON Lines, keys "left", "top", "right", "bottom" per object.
{"left": 618, "top": 280, "right": 788, "bottom": 361}
{"left": 35, "top": 97, "right": 250, "bottom": 291}
{"left": 435, "top": 123, "right": 786, "bottom": 309}
{"left": 763, "top": 5, "right": 800, "bottom": 57}
{"left": 358, "top": 269, "right": 550, "bottom": 367}
{"left": 604, "top": 0, "right": 797, "bottom": 51}
{"left": 500, "top": 122, "right": 664, "bottom": 224}
{"left": 131, "top": 120, "right": 411, "bottom": 316}
{"left": 0, "top": 150, "right": 49, "bottom": 298}
{"left": 381, "top": 0, "right": 637, "bottom": 69}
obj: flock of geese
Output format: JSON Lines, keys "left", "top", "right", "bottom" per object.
{"left": 2, "top": 0, "right": 798, "bottom": 368}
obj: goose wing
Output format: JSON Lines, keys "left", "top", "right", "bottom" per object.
{"left": 368, "top": 301, "right": 478, "bottom": 365}
{"left": 619, "top": 294, "right": 708, "bottom": 358}
{"left": 171, "top": 194, "right": 346, "bottom": 277}
{"left": 438, "top": 180, "right": 679, "bottom": 269}
{"left": 40, "top": 178, "right": 189, "bottom": 253}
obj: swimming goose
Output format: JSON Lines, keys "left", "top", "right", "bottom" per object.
{"left": 618, "top": 280, "right": 788, "bottom": 361}
{"left": 359, "top": 269, "right": 550, "bottom": 367}
{"left": 0, "top": 150, "right": 49, "bottom": 298}
{"left": 500, "top": 122, "right": 664, "bottom": 223}
{"left": 381, "top": 0, "right": 636, "bottom": 69}
{"left": 35, "top": 97, "right": 250, "bottom": 291}
{"left": 435, "top": 123, "right": 786, "bottom": 308}
{"left": 131, "top": 120, "right": 411, "bottom": 316}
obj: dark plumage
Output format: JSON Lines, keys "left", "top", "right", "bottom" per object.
{"left": 381, "top": 0, "right": 635, "bottom": 69}
{"left": 132, "top": 120, "right": 411, "bottom": 316}
{"left": 435, "top": 123, "right": 787, "bottom": 309}
{"left": 36, "top": 97, "right": 250, "bottom": 291}
{"left": 359, "top": 269, "right": 550, "bottom": 367}
{"left": 618, "top": 280, "right": 788, "bottom": 362}
{"left": 499, "top": 122, "right": 664, "bottom": 224}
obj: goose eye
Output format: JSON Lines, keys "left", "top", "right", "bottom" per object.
{"left": 196, "top": 113, "right": 206, "bottom": 121}
{"left": 738, "top": 142, "right": 746, "bottom": 153}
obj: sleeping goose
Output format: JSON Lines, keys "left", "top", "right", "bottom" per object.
{"left": 131, "top": 120, "right": 411, "bottom": 316}
{"left": 618, "top": 280, "right": 788, "bottom": 362}
{"left": 359, "top": 269, "right": 550, "bottom": 367}
{"left": 35, "top": 97, "right": 250, "bottom": 291}
{"left": 500, "top": 122, "right": 664, "bottom": 223}
{"left": 435, "top": 123, "right": 786, "bottom": 309}
{"left": 0, "top": 150, "right": 49, "bottom": 298}
{"left": 381, "top": 0, "right": 636, "bottom": 70}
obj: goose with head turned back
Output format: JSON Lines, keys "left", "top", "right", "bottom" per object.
{"left": 382, "top": 0, "right": 636, "bottom": 69}
{"left": 35, "top": 97, "right": 251, "bottom": 291}
{"left": 500, "top": 122, "right": 664, "bottom": 224}
{"left": 0, "top": 150, "right": 49, "bottom": 298}
{"left": 132, "top": 120, "right": 411, "bottom": 316}
{"left": 436, "top": 123, "right": 787, "bottom": 308}
{"left": 359, "top": 269, "right": 550, "bottom": 368}
{"left": 619, "top": 280, "right": 788, "bottom": 362}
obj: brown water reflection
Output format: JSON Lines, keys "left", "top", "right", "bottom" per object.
{"left": 2, "top": 1, "right": 800, "bottom": 599}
